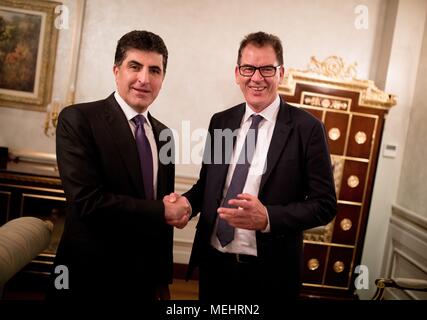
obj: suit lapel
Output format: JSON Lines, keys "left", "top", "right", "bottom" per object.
{"left": 214, "top": 104, "right": 246, "bottom": 200}
{"left": 103, "top": 94, "right": 145, "bottom": 196}
{"left": 259, "top": 99, "right": 293, "bottom": 191}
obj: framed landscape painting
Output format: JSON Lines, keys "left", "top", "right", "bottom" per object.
{"left": 0, "top": 0, "right": 60, "bottom": 111}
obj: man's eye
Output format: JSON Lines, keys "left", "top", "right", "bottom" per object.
{"left": 261, "top": 67, "right": 274, "bottom": 72}
{"left": 150, "top": 68, "right": 161, "bottom": 74}
{"left": 242, "top": 67, "right": 255, "bottom": 72}
{"left": 129, "top": 65, "right": 140, "bottom": 70}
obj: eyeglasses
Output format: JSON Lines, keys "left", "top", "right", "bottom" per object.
{"left": 238, "top": 65, "right": 281, "bottom": 77}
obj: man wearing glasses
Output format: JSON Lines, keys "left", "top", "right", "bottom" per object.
{"left": 180, "top": 31, "right": 337, "bottom": 301}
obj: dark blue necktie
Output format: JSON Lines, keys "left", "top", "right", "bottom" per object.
{"left": 217, "top": 114, "right": 264, "bottom": 247}
{"left": 132, "top": 115, "right": 154, "bottom": 200}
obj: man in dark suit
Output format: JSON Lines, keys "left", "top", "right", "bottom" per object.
{"left": 50, "top": 30, "right": 190, "bottom": 301}
{"left": 177, "top": 31, "right": 337, "bottom": 301}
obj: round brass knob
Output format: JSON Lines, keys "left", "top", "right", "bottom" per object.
{"left": 307, "top": 258, "right": 320, "bottom": 271}
{"left": 340, "top": 218, "right": 352, "bottom": 231}
{"left": 355, "top": 131, "right": 367, "bottom": 144}
{"left": 333, "top": 261, "right": 345, "bottom": 273}
{"left": 347, "top": 175, "right": 359, "bottom": 188}
{"left": 328, "top": 128, "right": 341, "bottom": 141}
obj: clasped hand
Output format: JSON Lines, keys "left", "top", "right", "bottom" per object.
{"left": 163, "top": 193, "right": 191, "bottom": 228}
{"left": 217, "top": 193, "right": 268, "bottom": 230}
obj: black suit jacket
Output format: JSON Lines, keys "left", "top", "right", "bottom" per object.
{"left": 184, "top": 98, "right": 337, "bottom": 296}
{"left": 52, "top": 94, "right": 174, "bottom": 298}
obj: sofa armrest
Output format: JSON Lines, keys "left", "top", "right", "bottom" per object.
{"left": 0, "top": 217, "right": 53, "bottom": 286}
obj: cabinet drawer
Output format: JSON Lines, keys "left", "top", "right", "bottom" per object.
{"left": 332, "top": 203, "right": 361, "bottom": 245}
{"left": 302, "top": 243, "right": 328, "bottom": 285}
{"left": 346, "top": 115, "right": 377, "bottom": 159}
{"left": 324, "top": 112, "right": 349, "bottom": 155}
{"left": 324, "top": 246, "right": 354, "bottom": 288}
{"left": 338, "top": 160, "right": 368, "bottom": 202}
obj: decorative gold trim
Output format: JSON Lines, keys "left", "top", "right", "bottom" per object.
{"left": 301, "top": 92, "right": 351, "bottom": 111}
{"left": 0, "top": 183, "right": 64, "bottom": 194}
{"left": 303, "top": 240, "right": 355, "bottom": 249}
{"left": 306, "top": 56, "right": 358, "bottom": 80}
{"left": 302, "top": 283, "right": 349, "bottom": 290}
{"left": 0, "top": 172, "right": 61, "bottom": 185}
{"left": 337, "top": 200, "right": 363, "bottom": 206}
{"left": 279, "top": 56, "right": 397, "bottom": 110}
{"left": 21, "top": 193, "right": 65, "bottom": 202}
{"left": 0, "top": 0, "right": 60, "bottom": 111}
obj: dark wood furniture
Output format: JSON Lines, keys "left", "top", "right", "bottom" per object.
{"left": 278, "top": 56, "right": 396, "bottom": 299}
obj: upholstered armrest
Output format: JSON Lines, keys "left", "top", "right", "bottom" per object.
{"left": 0, "top": 217, "right": 53, "bottom": 286}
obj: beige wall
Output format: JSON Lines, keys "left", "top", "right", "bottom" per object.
{"left": 396, "top": 17, "right": 427, "bottom": 217}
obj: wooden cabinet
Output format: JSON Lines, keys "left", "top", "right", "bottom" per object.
{"left": 278, "top": 56, "right": 396, "bottom": 299}
{"left": 0, "top": 161, "right": 65, "bottom": 287}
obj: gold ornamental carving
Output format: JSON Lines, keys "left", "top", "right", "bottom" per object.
{"left": 306, "top": 56, "right": 357, "bottom": 80}
{"left": 333, "top": 261, "right": 345, "bottom": 273}
{"left": 302, "top": 92, "right": 350, "bottom": 110}
{"left": 307, "top": 258, "right": 320, "bottom": 271}
{"left": 278, "top": 56, "right": 397, "bottom": 110}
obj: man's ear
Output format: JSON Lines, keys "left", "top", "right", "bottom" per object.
{"left": 279, "top": 65, "right": 285, "bottom": 82}
{"left": 234, "top": 65, "right": 240, "bottom": 84}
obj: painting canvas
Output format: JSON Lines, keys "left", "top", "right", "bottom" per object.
{"left": 0, "top": 0, "right": 59, "bottom": 111}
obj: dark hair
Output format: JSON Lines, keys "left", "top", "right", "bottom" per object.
{"left": 237, "top": 31, "right": 283, "bottom": 66}
{"left": 114, "top": 30, "right": 168, "bottom": 73}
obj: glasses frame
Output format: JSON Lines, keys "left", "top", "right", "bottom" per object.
{"left": 238, "top": 64, "right": 282, "bottom": 77}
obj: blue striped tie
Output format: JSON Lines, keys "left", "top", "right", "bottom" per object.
{"left": 217, "top": 114, "right": 264, "bottom": 247}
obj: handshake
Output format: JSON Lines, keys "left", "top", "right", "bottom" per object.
{"left": 163, "top": 193, "right": 191, "bottom": 229}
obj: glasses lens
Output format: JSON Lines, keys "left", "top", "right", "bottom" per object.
{"left": 259, "top": 66, "right": 276, "bottom": 77}
{"left": 240, "top": 66, "right": 255, "bottom": 76}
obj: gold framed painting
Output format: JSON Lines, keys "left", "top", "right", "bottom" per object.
{"left": 0, "top": 0, "right": 60, "bottom": 112}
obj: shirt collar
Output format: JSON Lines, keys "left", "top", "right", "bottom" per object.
{"left": 243, "top": 95, "right": 280, "bottom": 124}
{"left": 114, "top": 91, "right": 152, "bottom": 128}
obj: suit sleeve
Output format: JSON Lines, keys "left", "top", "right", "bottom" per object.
{"left": 56, "top": 106, "right": 165, "bottom": 225}
{"left": 266, "top": 120, "right": 337, "bottom": 233}
{"left": 183, "top": 114, "right": 217, "bottom": 217}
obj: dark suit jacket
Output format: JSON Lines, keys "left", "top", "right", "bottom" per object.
{"left": 184, "top": 98, "right": 337, "bottom": 296}
{"left": 52, "top": 94, "right": 174, "bottom": 299}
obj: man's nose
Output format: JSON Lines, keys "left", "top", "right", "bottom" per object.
{"left": 137, "top": 68, "right": 149, "bottom": 83}
{"left": 251, "top": 69, "right": 264, "bottom": 81}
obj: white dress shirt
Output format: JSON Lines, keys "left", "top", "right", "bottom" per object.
{"left": 114, "top": 91, "right": 158, "bottom": 199}
{"left": 211, "top": 95, "right": 280, "bottom": 256}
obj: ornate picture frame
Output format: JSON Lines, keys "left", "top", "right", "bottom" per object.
{"left": 0, "top": 0, "right": 60, "bottom": 112}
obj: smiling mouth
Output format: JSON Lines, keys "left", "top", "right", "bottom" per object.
{"left": 132, "top": 87, "right": 151, "bottom": 94}
{"left": 249, "top": 86, "right": 266, "bottom": 92}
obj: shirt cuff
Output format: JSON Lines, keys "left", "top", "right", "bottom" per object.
{"left": 261, "top": 205, "right": 270, "bottom": 233}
